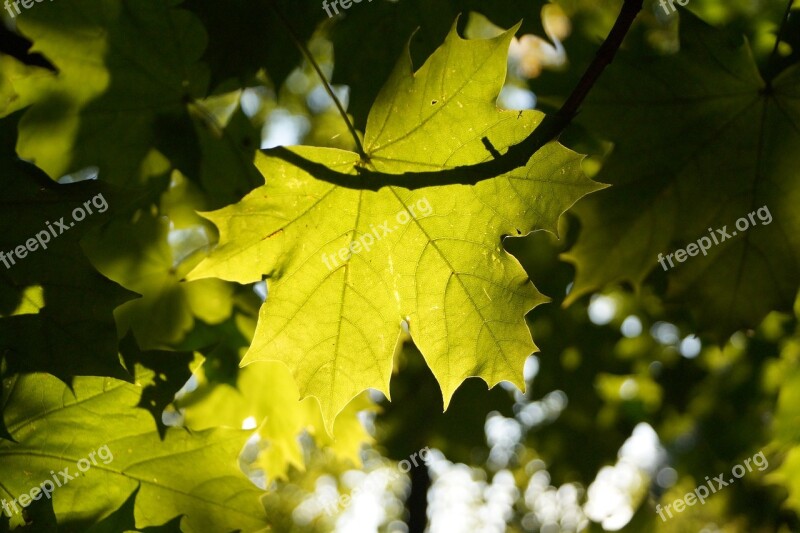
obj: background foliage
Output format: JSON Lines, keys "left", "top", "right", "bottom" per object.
{"left": 1, "top": 0, "right": 799, "bottom": 531}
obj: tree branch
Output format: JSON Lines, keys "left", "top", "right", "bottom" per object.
{"left": 558, "top": 0, "right": 643, "bottom": 121}
{"left": 765, "top": 0, "right": 796, "bottom": 86}
{"left": 268, "top": 0, "right": 644, "bottom": 191}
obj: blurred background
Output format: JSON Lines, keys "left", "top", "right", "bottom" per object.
{"left": 3, "top": 0, "right": 799, "bottom": 531}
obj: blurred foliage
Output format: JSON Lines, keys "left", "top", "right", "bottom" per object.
{"left": 0, "top": 0, "right": 799, "bottom": 531}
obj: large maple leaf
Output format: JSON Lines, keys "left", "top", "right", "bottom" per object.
{"left": 189, "top": 24, "right": 600, "bottom": 430}
{"left": 13, "top": 0, "right": 208, "bottom": 186}
{"left": 565, "top": 11, "right": 800, "bottom": 338}
{"left": 330, "top": 0, "right": 548, "bottom": 127}
{"left": 0, "top": 372, "right": 267, "bottom": 532}
{"left": 0, "top": 113, "right": 136, "bottom": 381}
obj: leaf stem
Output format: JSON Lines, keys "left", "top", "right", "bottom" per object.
{"left": 268, "top": 1, "right": 368, "bottom": 160}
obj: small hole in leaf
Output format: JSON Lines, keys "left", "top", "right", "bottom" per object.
{"left": 431, "top": 100, "right": 438, "bottom": 105}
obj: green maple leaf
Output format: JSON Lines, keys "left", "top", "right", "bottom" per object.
{"left": 14, "top": 0, "right": 208, "bottom": 186}
{"left": 565, "top": 11, "right": 800, "bottom": 338}
{"left": 174, "top": 305, "right": 374, "bottom": 482}
{"left": 177, "top": 360, "right": 375, "bottom": 481}
{"left": 189, "top": 25, "right": 599, "bottom": 430}
{"left": 0, "top": 55, "right": 54, "bottom": 118}
{"left": 83, "top": 207, "right": 235, "bottom": 350}
{"left": 0, "top": 113, "right": 136, "bottom": 381}
{"left": 185, "top": 0, "right": 325, "bottom": 91}
{"left": 0, "top": 372, "right": 267, "bottom": 532}
{"left": 330, "top": 0, "right": 547, "bottom": 127}
{"left": 194, "top": 104, "right": 264, "bottom": 210}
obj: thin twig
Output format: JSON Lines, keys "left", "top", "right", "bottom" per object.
{"left": 268, "top": 1, "right": 367, "bottom": 160}
{"left": 766, "top": 0, "right": 795, "bottom": 86}
{"left": 558, "top": 0, "right": 643, "bottom": 122}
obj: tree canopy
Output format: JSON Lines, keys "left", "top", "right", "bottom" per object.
{"left": 1, "top": 0, "right": 799, "bottom": 531}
